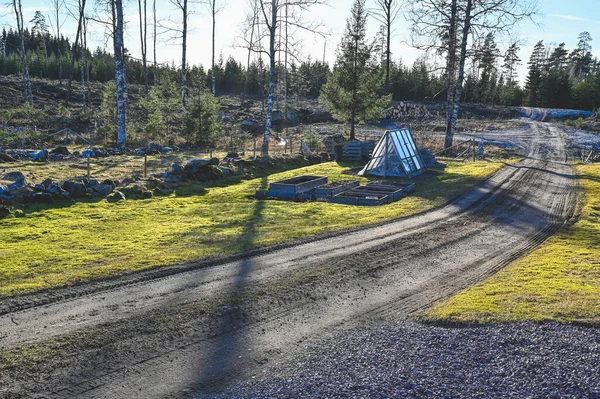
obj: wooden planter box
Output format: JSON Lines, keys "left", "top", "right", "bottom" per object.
{"left": 314, "top": 180, "right": 360, "bottom": 199}
{"left": 331, "top": 189, "right": 392, "bottom": 206}
{"left": 265, "top": 175, "right": 328, "bottom": 200}
{"left": 366, "top": 181, "right": 415, "bottom": 194}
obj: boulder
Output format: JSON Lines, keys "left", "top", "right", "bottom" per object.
{"left": 0, "top": 152, "right": 16, "bottom": 162}
{"left": 286, "top": 111, "right": 300, "bottom": 125}
{"left": 41, "top": 178, "right": 53, "bottom": 188}
{"left": 61, "top": 180, "right": 88, "bottom": 198}
{"left": 121, "top": 184, "right": 153, "bottom": 199}
{"left": 184, "top": 158, "right": 220, "bottom": 179}
{"left": 0, "top": 183, "right": 11, "bottom": 198}
{"left": 30, "top": 192, "right": 54, "bottom": 203}
{"left": 107, "top": 191, "right": 126, "bottom": 203}
{"left": 241, "top": 119, "right": 260, "bottom": 131}
{"left": 90, "top": 184, "right": 114, "bottom": 197}
{"left": 50, "top": 146, "right": 70, "bottom": 156}
{"left": 218, "top": 166, "right": 234, "bottom": 176}
{"left": 2, "top": 171, "right": 27, "bottom": 186}
{"left": 31, "top": 149, "right": 49, "bottom": 161}
{"left": 0, "top": 205, "right": 10, "bottom": 218}
{"left": 271, "top": 110, "right": 284, "bottom": 123}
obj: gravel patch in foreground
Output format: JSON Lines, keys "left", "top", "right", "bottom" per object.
{"left": 206, "top": 322, "right": 600, "bottom": 398}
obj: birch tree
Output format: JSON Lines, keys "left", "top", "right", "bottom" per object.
{"left": 12, "top": 0, "right": 33, "bottom": 104}
{"left": 239, "top": 0, "right": 326, "bottom": 155}
{"left": 113, "top": 0, "right": 127, "bottom": 145}
{"left": 409, "top": 0, "right": 536, "bottom": 150}
{"left": 207, "top": 0, "right": 226, "bottom": 95}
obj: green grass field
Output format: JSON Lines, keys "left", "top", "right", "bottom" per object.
{"left": 0, "top": 160, "right": 507, "bottom": 297}
{"left": 424, "top": 164, "right": 600, "bottom": 325}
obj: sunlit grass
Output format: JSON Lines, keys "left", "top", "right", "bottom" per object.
{"left": 0, "top": 160, "right": 507, "bottom": 297}
{"left": 424, "top": 164, "right": 600, "bottom": 325}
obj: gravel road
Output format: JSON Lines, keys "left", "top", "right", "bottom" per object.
{"left": 0, "top": 122, "right": 581, "bottom": 398}
{"left": 208, "top": 321, "right": 600, "bottom": 399}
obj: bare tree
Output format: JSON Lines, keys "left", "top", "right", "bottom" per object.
{"left": 370, "top": 0, "right": 400, "bottom": 92}
{"left": 153, "top": 0, "right": 157, "bottom": 84}
{"left": 408, "top": 0, "right": 537, "bottom": 149}
{"left": 48, "top": 0, "right": 67, "bottom": 84}
{"left": 12, "top": 0, "right": 33, "bottom": 104}
{"left": 160, "top": 0, "right": 194, "bottom": 106}
{"left": 138, "top": 0, "right": 148, "bottom": 93}
{"left": 239, "top": 0, "right": 326, "bottom": 155}
{"left": 66, "top": 0, "right": 87, "bottom": 102}
{"left": 207, "top": 0, "right": 226, "bottom": 95}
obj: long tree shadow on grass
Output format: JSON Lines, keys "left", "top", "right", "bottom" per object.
{"left": 192, "top": 176, "right": 268, "bottom": 392}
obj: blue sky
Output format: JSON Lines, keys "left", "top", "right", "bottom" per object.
{"left": 1, "top": 0, "right": 600, "bottom": 85}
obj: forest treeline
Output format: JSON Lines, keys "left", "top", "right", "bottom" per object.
{"left": 2, "top": 26, "right": 599, "bottom": 111}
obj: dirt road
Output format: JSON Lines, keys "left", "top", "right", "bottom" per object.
{"left": 0, "top": 122, "right": 577, "bottom": 398}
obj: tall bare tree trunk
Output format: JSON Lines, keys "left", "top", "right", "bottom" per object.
{"left": 153, "top": 0, "right": 157, "bottom": 85}
{"left": 79, "top": 17, "right": 86, "bottom": 114}
{"left": 211, "top": 0, "right": 216, "bottom": 95}
{"left": 284, "top": 0, "right": 288, "bottom": 142}
{"left": 13, "top": 0, "right": 32, "bottom": 104}
{"left": 181, "top": 0, "right": 188, "bottom": 107}
{"left": 66, "top": 0, "right": 86, "bottom": 102}
{"left": 138, "top": 0, "right": 148, "bottom": 93}
{"left": 245, "top": 0, "right": 257, "bottom": 94}
{"left": 54, "top": 0, "right": 63, "bottom": 85}
{"left": 448, "top": 0, "right": 473, "bottom": 147}
{"left": 114, "top": 0, "right": 127, "bottom": 145}
{"left": 444, "top": 0, "right": 457, "bottom": 150}
{"left": 261, "top": 0, "right": 277, "bottom": 156}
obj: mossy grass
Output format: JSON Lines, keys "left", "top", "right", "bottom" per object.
{"left": 0, "top": 159, "right": 508, "bottom": 297}
{"left": 423, "top": 164, "right": 600, "bottom": 325}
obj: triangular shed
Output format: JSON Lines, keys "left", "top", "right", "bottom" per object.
{"left": 358, "top": 128, "right": 426, "bottom": 179}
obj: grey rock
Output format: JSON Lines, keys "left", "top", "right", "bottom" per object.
{"left": 61, "top": 180, "right": 88, "bottom": 198}
{"left": 107, "top": 191, "right": 126, "bottom": 203}
{"left": 91, "top": 184, "right": 114, "bottom": 197}
{"left": 286, "top": 110, "right": 300, "bottom": 125}
{"left": 2, "top": 171, "right": 27, "bottom": 186}
{"left": 50, "top": 146, "right": 70, "bottom": 156}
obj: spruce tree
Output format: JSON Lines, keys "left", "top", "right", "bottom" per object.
{"left": 319, "top": 0, "right": 390, "bottom": 141}
{"left": 525, "top": 40, "right": 545, "bottom": 106}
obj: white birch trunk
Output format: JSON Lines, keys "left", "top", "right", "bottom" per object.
{"left": 448, "top": 0, "right": 473, "bottom": 146}
{"left": 181, "top": 0, "right": 188, "bottom": 107}
{"left": 115, "top": 0, "right": 127, "bottom": 146}
{"left": 211, "top": 0, "right": 216, "bottom": 95}
{"left": 261, "top": 0, "right": 277, "bottom": 156}
{"left": 444, "top": 0, "right": 457, "bottom": 150}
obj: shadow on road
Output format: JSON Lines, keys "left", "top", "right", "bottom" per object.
{"left": 192, "top": 176, "right": 268, "bottom": 393}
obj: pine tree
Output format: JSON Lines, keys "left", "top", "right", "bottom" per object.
{"left": 319, "top": 0, "right": 390, "bottom": 141}
{"left": 476, "top": 32, "right": 499, "bottom": 103}
{"left": 525, "top": 40, "right": 545, "bottom": 106}
{"left": 502, "top": 42, "right": 521, "bottom": 86}
{"left": 570, "top": 31, "right": 592, "bottom": 80}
